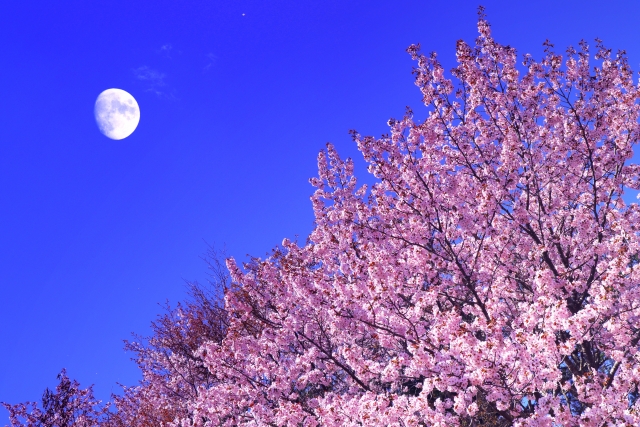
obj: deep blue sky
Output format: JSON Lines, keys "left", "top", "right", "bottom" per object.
{"left": 2, "top": 0, "right": 640, "bottom": 419}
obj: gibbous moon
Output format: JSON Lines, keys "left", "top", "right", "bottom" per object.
{"left": 94, "top": 89, "right": 140, "bottom": 140}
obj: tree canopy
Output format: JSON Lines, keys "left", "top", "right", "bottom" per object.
{"left": 192, "top": 10, "right": 640, "bottom": 426}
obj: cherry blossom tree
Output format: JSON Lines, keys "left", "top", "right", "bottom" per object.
{"left": 1, "top": 369, "right": 107, "bottom": 427}
{"left": 192, "top": 8, "right": 640, "bottom": 427}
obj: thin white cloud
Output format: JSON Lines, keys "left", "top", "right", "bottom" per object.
{"left": 133, "top": 66, "right": 175, "bottom": 99}
{"left": 203, "top": 52, "right": 218, "bottom": 73}
{"left": 134, "top": 66, "right": 166, "bottom": 86}
{"left": 159, "top": 44, "right": 173, "bottom": 58}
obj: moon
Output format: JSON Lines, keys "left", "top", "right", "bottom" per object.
{"left": 94, "top": 89, "right": 140, "bottom": 140}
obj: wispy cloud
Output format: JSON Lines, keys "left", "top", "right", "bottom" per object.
{"left": 203, "top": 52, "right": 217, "bottom": 73}
{"left": 158, "top": 43, "right": 173, "bottom": 59}
{"left": 134, "top": 66, "right": 166, "bottom": 86}
{"left": 133, "top": 66, "right": 175, "bottom": 99}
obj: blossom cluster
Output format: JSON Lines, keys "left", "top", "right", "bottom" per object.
{"left": 192, "top": 11, "right": 640, "bottom": 427}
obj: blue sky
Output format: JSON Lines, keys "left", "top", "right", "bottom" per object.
{"left": 2, "top": 0, "right": 640, "bottom": 419}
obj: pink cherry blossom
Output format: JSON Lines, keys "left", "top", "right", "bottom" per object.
{"left": 194, "top": 8, "right": 640, "bottom": 426}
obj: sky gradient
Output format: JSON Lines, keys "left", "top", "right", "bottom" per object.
{"left": 2, "top": 0, "right": 640, "bottom": 421}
